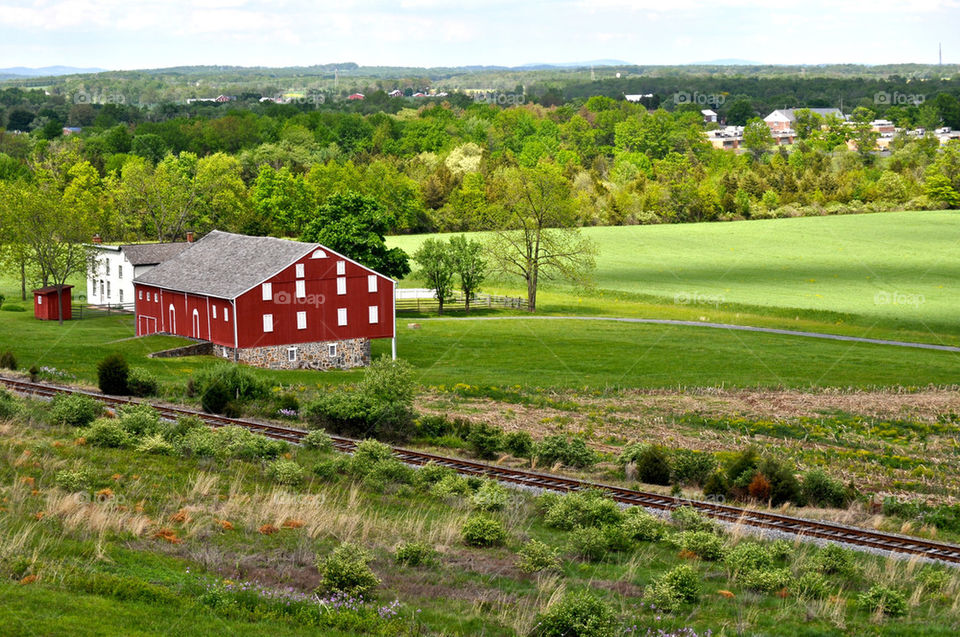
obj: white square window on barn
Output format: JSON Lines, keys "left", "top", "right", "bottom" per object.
{"left": 367, "top": 275, "right": 377, "bottom": 293}
{"left": 224, "top": 307, "right": 229, "bottom": 322}
{"left": 368, "top": 305, "right": 379, "bottom": 324}
{"left": 37, "top": 296, "right": 42, "bottom": 305}
{"left": 154, "top": 293, "right": 158, "bottom": 302}
{"left": 262, "top": 314, "right": 273, "bottom": 333}
{"left": 138, "top": 290, "right": 142, "bottom": 300}
{"left": 337, "top": 308, "right": 347, "bottom": 326}
{"left": 328, "top": 343, "right": 337, "bottom": 357}
{"left": 295, "top": 263, "right": 305, "bottom": 278}
{"left": 336, "top": 260, "right": 345, "bottom": 275}
{"left": 296, "top": 280, "right": 306, "bottom": 298}
{"left": 262, "top": 282, "right": 272, "bottom": 301}
{"left": 337, "top": 277, "right": 346, "bottom": 295}
{"left": 288, "top": 347, "right": 298, "bottom": 362}
{"left": 297, "top": 311, "right": 306, "bottom": 330}
{"left": 212, "top": 305, "right": 217, "bottom": 319}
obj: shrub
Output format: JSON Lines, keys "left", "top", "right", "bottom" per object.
{"left": 632, "top": 445, "right": 673, "bottom": 486}
{"left": 200, "top": 381, "right": 231, "bottom": 415}
{"left": 316, "top": 543, "right": 380, "bottom": 597}
{"left": 49, "top": 393, "right": 103, "bottom": 427}
{"left": 601, "top": 523, "right": 634, "bottom": 553}
{"left": 645, "top": 564, "right": 701, "bottom": 611}
{"left": 55, "top": 468, "right": 92, "bottom": 492}
{"left": 416, "top": 414, "right": 454, "bottom": 438}
{"left": 431, "top": 474, "right": 472, "bottom": 498}
{"left": 267, "top": 459, "right": 305, "bottom": 485}
{"left": 462, "top": 514, "right": 507, "bottom": 547}
{"left": 802, "top": 470, "right": 850, "bottom": 508}
{"left": 758, "top": 456, "right": 802, "bottom": 506}
{"left": 531, "top": 590, "right": 617, "bottom": 637}
{"left": 363, "top": 458, "right": 414, "bottom": 491}
{"left": 504, "top": 431, "right": 534, "bottom": 458}
{"left": 769, "top": 539, "right": 794, "bottom": 561}
{"left": 413, "top": 462, "right": 454, "bottom": 490}
{"left": 674, "top": 531, "right": 726, "bottom": 561}
{"left": 126, "top": 368, "right": 159, "bottom": 397}
{"left": 727, "top": 447, "right": 760, "bottom": 486}
{"left": 811, "top": 543, "right": 857, "bottom": 576}
{"left": 97, "top": 353, "right": 129, "bottom": 395}
{"left": 702, "top": 470, "right": 730, "bottom": 500}
{"left": 516, "top": 539, "right": 561, "bottom": 574}
{"left": 621, "top": 508, "right": 668, "bottom": 542}
{"left": 394, "top": 541, "right": 437, "bottom": 567}
{"left": 916, "top": 568, "right": 951, "bottom": 593}
{"left": 467, "top": 422, "right": 504, "bottom": 459}
{"left": 747, "top": 472, "right": 772, "bottom": 501}
{"left": 217, "top": 425, "right": 287, "bottom": 460}
{"left": 0, "top": 388, "right": 17, "bottom": 419}
{"left": 178, "top": 428, "right": 220, "bottom": 458}
{"left": 795, "top": 571, "right": 829, "bottom": 600}
{"left": 568, "top": 526, "right": 609, "bottom": 562}
{"left": 535, "top": 435, "right": 597, "bottom": 468}
{"left": 471, "top": 480, "right": 509, "bottom": 512}
{"left": 725, "top": 542, "right": 772, "bottom": 578}
{"left": 741, "top": 567, "right": 791, "bottom": 593}
{"left": 670, "top": 506, "right": 718, "bottom": 533}
{"left": 302, "top": 430, "right": 334, "bottom": 452}
{"left": 671, "top": 449, "right": 716, "bottom": 486}
{"left": 116, "top": 404, "right": 164, "bottom": 437}
{"left": 352, "top": 439, "right": 393, "bottom": 464}
{"left": 194, "top": 364, "right": 268, "bottom": 415}
{"left": 85, "top": 418, "right": 131, "bottom": 448}
{"left": 135, "top": 433, "right": 175, "bottom": 455}
{"left": 0, "top": 350, "right": 16, "bottom": 370}
{"left": 543, "top": 492, "right": 623, "bottom": 530}
{"left": 857, "top": 585, "right": 907, "bottom": 617}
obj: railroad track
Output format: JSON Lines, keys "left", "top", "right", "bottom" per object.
{"left": 4, "top": 375, "right": 960, "bottom": 565}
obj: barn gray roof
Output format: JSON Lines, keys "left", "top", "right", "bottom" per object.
{"left": 121, "top": 242, "right": 191, "bottom": 266}
{"left": 133, "top": 231, "right": 319, "bottom": 299}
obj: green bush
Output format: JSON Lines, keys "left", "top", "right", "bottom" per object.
{"left": 74, "top": 572, "right": 179, "bottom": 606}
{"left": 431, "top": 473, "right": 472, "bottom": 498}
{"left": 725, "top": 542, "right": 772, "bottom": 578}
{"left": 916, "top": 568, "right": 951, "bottom": 593}
{"left": 194, "top": 364, "right": 268, "bottom": 415}
{"left": 462, "top": 514, "right": 507, "bottom": 547}
{"left": 543, "top": 492, "right": 623, "bottom": 530}
{"left": 645, "top": 564, "right": 701, "bottom": 611}
{"left": 116, "top": 404, "right": 164, "bottom": 437}
{"left": 352, "top": 439, "right": 393, "bottom": 464}
{"left": 126, "top": 368, "right": 159, "bottom": 397}
{"left": 531, "top": 590, "right": 617, "bottom": 637}
{"left": 217, "top": 425, "right": 287, "bottom": 460}
{"left": 412, "top": 462, "right": 454, "bottom": 491}
{"left": 363, "top": 458, "right": 414, "bottom": 492}
{"left": 316, "top": 543, "right": 380, "bottom": 597}
{"left": 671, "top": 449, "right": 716, "bottom": 486}
{"left": 631, "top": 445, "right": 673, "bottom": 486}
{"left": 727, "top": 447, "right": 760, "bottom": 487}
{"left": 769, "top": 539, "right": 794, "bottom": 561}
{"left": 810, "top": 543, "right": 857, "bottom": 576}
{"left": 516, "top": 539, "right": 561, "bottom": 574}
{"left": 302, "top": 429, "right": 334, "bottom": 452}
{"left": 857, "top": 585, "right": 907, "bottom": 617}
{"left": 85, "top": 418, "right": 131, "bottom": 448}
{"left": 1, "top": 305, "right": 26, "bottom": 312}
{"left": 670, "top": 506, "right": 718, "bottom": 533}
{"left": 674, "top": 531, "right": 726, "bottom": 561}
{"left": 802, "top": 469, "right": 850, "bottom": 508}
{"left": 471, "top": 480, "right": 509, "bottom": 512}
{"left": 135, "top": 433, "right": 175, "bottom": 455}
{"left": 267, "top": 459, "right": 305, "bottom": 485}
{"left": 416, "top": 414, "right": 454, "bottom": 438}
{"left": 758, "top": 456, "right": 802, "bottom": 506}
{"left": 621, "top": 508, "right": 668, "bottom": 542}
{"left": 97, "top": 353, "right": 129, "bottom": 395}
{"left": 535, "top": 435, "right": 597, "bottom": 468}
{"left": 178, "top": 427, "right": 220, "bottom": 458}
{"left": 795, "top": 571, "right": 829, "bottom": 600}
{"left": 0, "top": 350, "right": 16, "bottom": 370}
{"left": 702, "top": 470, "right": 730, "bottom": 499}
{"left": 504, "top": 431, "right": 534, "bottom": 458}
{"left": 49, "top": 393, "right": 103, "bottom": 427}
{"left": 467, "top": 422, "right": 504, "bottom": 459}
{"left": 568, "top": 526, "right": 609, "bottom": 562}
{"left": 394, "top": 541, "right": 437, "bottom": 567}
{"left": 55, "top": 468, "right": 92, "bottom": 492}
{"left": 741, "top": 567, "right": 791, "bottom": 593}
{"left": 200, "top": 381, "right": 231, "bottom": 415}
{"left": 0, "top": 388, "right": 17, "bottom": 419}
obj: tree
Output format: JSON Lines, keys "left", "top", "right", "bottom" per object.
{"left": 724, "top": 98, "right": 755, "bottom": 126}
{"left": 742, "top": 118, "right": 774, "bottom": 161}
{"left": 117, "top": 154, "right": 199, "bottom": 241}
{"left": 449, "top": 234, "right": 486, "bottom": 313}
{"left": 792, "top": 109, "right": 822, "bottom": 140}
{"left": 486, "top": 164, "right": 595, "bottom": 312}
{"left": 850, "top": 107, "right": 879, "bottom": 162}
{"left": 413, "top": 238, "right": 455, "bottom": 315}
{"left": 300, "top": 191, "right": 411, "bottom": 279}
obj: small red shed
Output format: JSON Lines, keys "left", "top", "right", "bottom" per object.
{"left": 33, "top": 285, "right": 73, "bottom": 321}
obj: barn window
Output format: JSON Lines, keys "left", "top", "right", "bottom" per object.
{"left": 154, "top": 293, "right": 158, "bottom": 302}
{"left": 311, "top": 249, "right": 327, "bottom": 259}
{"left": 367, "top": 275, "right": 377, "bottom": 293}
{"left": 262, "top": 282, "right": 272, "bottom": 301}
{"left": 287, "top": 347, "right": 298, "bottom": 362}
{"left": 337, "top": 308, "right": 347, "bottom": 326}
{"left": 37, "top": 296, "right": 42, "bottom": 305}
{"left": 212, "top": 305, "right": 217, "bottom": 319}
{"left": 262, "top": 314, "right": 274, "bottom": 333}
{"left": 297, "top": 311, "right": 306, "bottom": 330}
{"left": 368, "top": 305, "right": 379, "bottom": 324}
{"left": 295, "top": 263, "right": 305, "bottom": 278}
{"left": 336, "top": 260, "right": 345, "bottom": 275}
{"left": 138, "top": 290, "right": 142, "bottom": 300}
{"left": 224, "top": 307, "right": 229, "bottom": 322}
{"left": 296, "top": 280, "right": 306, "bottom": 299}
{"left": 328, "top": 343, "right": 337, "bottom": 357}
{"left": 337, "top": 277, "right": 346, "bottom": 295}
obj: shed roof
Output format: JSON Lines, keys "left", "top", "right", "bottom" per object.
{"left": 33, "top": 285, "right": 74, "bottom": 295}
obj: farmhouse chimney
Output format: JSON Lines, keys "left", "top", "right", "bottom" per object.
{"left": 186, "top": 231, "right": 194, "bottom": 243}
{"left": 92, "top": 234, "right": 102, "bottom": 244}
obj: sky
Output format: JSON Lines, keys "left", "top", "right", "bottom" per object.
{"left": 0, "top": 0, "right": 959, "bottom": 70}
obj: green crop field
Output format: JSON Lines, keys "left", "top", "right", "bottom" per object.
{"left": 389, "top": 210, "right": 960, "bottom": 339}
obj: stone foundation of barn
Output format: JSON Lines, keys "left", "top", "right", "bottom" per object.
{"left": 212, "top": 338, "right": 371, "bottom": 370}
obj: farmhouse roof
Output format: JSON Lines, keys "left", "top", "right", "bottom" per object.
{"left": 133, "top": 231, "right": 321, "bottom": 300}
{"left": 120, "top": 242, "right": 192, "bottom": 266}
{"left": 764, "top": 108, "right": 844, "bottom": 122}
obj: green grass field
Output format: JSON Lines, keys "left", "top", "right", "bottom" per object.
{"left": 389, "top": 210, "right": 960, "bottom": 339}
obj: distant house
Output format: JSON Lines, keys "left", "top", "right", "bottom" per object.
{"left": 347, "top": 93, "right": 365, "bottom": 100}
{"left": 132, "top": 231, "right": 396, "bottom": 370}
{"left": 625, "top": 93, "right": 653, "bottom": 102}
{"left": 62, "top": 127, "right": 82, "bottom": 136}
{"left": 387, "top": 89, "right": 403, "bottom": 98}
{"left": 86, "top": 236, "right": 193, "bottom": 308}
{"left": 763, "top": 108, "right": 845, "bottom": 132}
{"left": 701, "top": 109, "right": 718, "bottom": 124}
{"left": 33, "top": 285, "right": 73, "bottom": 321}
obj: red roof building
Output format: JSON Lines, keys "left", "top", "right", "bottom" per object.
{"left": 347, "top": 93, "right": 365, "bottom": 100}
{"left": 33, "top": 285, "right": 73, "bottom": 321}
{"left": 132, "top": 231, "right": 395, "bottom": 370}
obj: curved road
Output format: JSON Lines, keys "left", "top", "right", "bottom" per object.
{"left": 419, "top": 316, "right": 960, "bottom": 353}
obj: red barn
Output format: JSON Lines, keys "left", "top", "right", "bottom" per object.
{"left": 133, "top": 231, "right": 395, "bottom": 370}
{"left": 33, "top": 285, "right": 73, "bottom": 321}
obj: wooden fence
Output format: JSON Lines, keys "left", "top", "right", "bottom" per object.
{"left": 70, "top": 302, "right": 135, "bottom": 319}
{"left": 395, "top": 293, "right": 528, "bottom": 313}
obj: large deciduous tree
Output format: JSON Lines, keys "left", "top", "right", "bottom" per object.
{"left": 413, "top": 238, "right": 456, "bottom": 315}
{"left": 742, "top": 118, "right": 774, "bottom": 161}
{"left": 449, "top": 234, "right": 486, "bottom": 314}
{"left": 486, "top": 164, "right": 595, "bottom": 312}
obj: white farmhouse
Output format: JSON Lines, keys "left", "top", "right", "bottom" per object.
{"left": 86, "top": 239, "right": 192, "bottom": 307}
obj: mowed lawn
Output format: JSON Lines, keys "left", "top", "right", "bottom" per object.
{"left": 388, "top": 211, "right": 960, "bottom": 335}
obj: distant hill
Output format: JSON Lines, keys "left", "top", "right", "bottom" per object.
{"left": 691, "top": 59, "right": 763, "bottom": 65}
{"left": 517, "top": 59, "right": 633, "bottom": 69}
{"left": 0, "top": 66, "right": 107, "bottom": 77}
